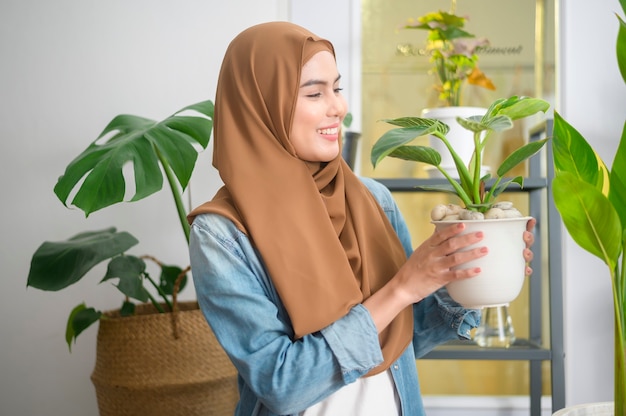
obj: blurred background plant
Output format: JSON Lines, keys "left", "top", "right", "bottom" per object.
{"left": 404, "top": 0, "right": 496, "bottom": 106}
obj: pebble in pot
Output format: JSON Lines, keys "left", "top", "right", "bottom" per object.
{"left": 430, "top": 202, "right": 523, "bottom": 222}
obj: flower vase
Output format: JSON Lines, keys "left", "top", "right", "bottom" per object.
{"left": 422, "top": 106, "right": 489, "bottom": 179}
{"left": 473, "top": 303, "right": 516, "bottom": 347}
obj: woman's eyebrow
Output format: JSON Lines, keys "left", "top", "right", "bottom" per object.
{"left": 300, "top": 74, "right": 342, "bottom": 88}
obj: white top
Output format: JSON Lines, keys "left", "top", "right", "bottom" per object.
{"left": 300, "top": 369, "right": 401, "bottom": 416}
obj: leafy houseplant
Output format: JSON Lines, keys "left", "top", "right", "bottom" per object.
{"left": 371, "top": 95, "right": 550, "bottom": 215}
{"left": 27, "top": 100, "right": 214, "bottom": 349}
{"left": 404, "top": 3, "right": 496, "bottom": 107}
{"left": 550, "top": 2, "right": 626, "bottom": 412}
{"left": 370, "top": 95, "right": 549, "bottom": 309}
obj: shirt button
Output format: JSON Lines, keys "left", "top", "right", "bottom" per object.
{"left": 393, "top": 364, "right": 399, "bottom": 370}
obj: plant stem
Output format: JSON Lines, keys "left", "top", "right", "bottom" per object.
{"left": 472, "top": 131, "right": 483, "bottom": 204}
{"left": 435, "top": 166, "right": 473, "bottom": 207}
{"left": 146, "top": 290, "right": 165, "bottom": 313}
{"left": 617, "top": 253, "right": 626, "bottom": 415}
{"left": 433, "top": 131, "right": 473, "bottom": 197}
{"left": 614, "top": 284, "right": 625, "bottom": 414}
{"left": 144, "top": 273, "right": 173, "bottom": 312}
{"left": 154, "top": 146, "right": 191, "bottom": 244}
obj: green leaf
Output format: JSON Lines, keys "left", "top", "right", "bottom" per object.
{"left": 553, "top": 172, "right": 622, "bottom": 269}
{"left": 66, "top": 303, "right": 101, "bottom": 351}
{"left": 101, "top": 255, "right": 149, "bottom": 302}
{"left": 371, "top": 124, "right": 439, "bottom": 167}
{"left": 456, "top": 116, "right": 491, "bottom": 133}
{"left": 497, "top": 138, "right": 549, "bottom": 177}
{"left": 159, "top": 264, "right": 187, "bottom": 296}
{"left": 120, "top": 300, "right": 135, "bottom": 316}
{"left": 617, "top": 12, "right": 626, "bottom": 84}
{"left": 482, "top": 115, "right": 514, "bottom": 133}
{"left": 417, "top": 183, "right": 459, "bottom": 196}
{"left": 491, "top": 176, "right": 524, "bottom": 199}
{"left": 27, "top": 228, "right": 138, "bottom": 291}
{"left": 342, "top": 112, "right": 353, "bottom": 128}
{"left": 382, "top": 116, "right": 446, "bottom": 133}
{"left": 552, "top": 111, "right": 606, "bottom": 190}
{"left": 53, "top": 100, "right": 214, "bottom": 216}
{"left": 609, "top": 120, "right": 626, "bottom": 229}
{"left": 386, "top": 145, "right": 441, "bottom": 166}
{"left": 495, "top": 97, "right": 550, "bottom": 120}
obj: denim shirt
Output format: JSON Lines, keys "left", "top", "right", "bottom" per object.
{"left": 189, "top": 177, "right": 480, "bottom": 416}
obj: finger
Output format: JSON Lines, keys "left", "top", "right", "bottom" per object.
{"left": 523, "top": 248, "right": 534, "bottom": 262}
{"left": 525, "top": 265, "right": 533, "bottom": 277}
{"left": 431, "top": 222, "right": 467, "bottom": 245}
{"left": 523, "top": 231, "right": 534, "bottom": 248}
{"left": 446, "top": 246, "right": 488, "bottom": 269}
{"left": 442, "top": 230, "right": 484, "bottom": 255}
{"left": 526, "top": 217, "right": 536, "bottom": 232}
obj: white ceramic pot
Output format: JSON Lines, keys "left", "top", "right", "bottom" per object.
{"left": 422, "top": 106, "right": 488, "bottom": 179}
{"left": 552, "top": 402, "right": 614, "bottom": 415}
{"left": 432, "top": 216, "right": 530, "bottom": 309}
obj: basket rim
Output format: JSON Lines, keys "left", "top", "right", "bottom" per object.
{"left": 102, "top": 300, "right": 201, "bottom": 320}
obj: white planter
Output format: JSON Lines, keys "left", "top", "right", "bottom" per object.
{"left": 422, "top": 106, "right": 488, "bottom": 179}
{"left": 552, "top": 402, "right": 614, "bottom": 415}
{"left": 432, "top": 217, "right": 530, "bottom": 309}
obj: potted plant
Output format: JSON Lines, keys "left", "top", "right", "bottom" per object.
{"left": 404, "top": 1, "right": 497, "bottom": 176}
{"left": 550, "top": 2, "right": 626, "bottom": 413}
{"left": 370, "top": 95, "right": 550, "bottom": 308}
{"left": 26, "top": 100, "right": 239, "bottom": 415}
{"left": 404, "top": 5, "right": 495, "bottom": 107}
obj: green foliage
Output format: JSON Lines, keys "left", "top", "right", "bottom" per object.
{"left": 66, "top": 304, "right": 101, "bottom": 351}
{"left": 27, "top": 100, "right": 213, "bottom": 349}
{"left": 371, "top": 96, "right": 550, "bottom": 212}
{"left": 552, "top": 112, "right": 626, "bottom": 414}
{"left": 54, "top": 101, "right": 214, "bottom": 217}
{"left": 551, "top": 4, "right": 626, "bottom": 409}
{"left": 27, "top": 228, "right": 138, "bottom": 291}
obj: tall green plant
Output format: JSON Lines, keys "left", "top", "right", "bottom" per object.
{"left": 27, "top": 100, "right": 214, "bottom": 349}
{"left": 551, "top": 1, "right": 626, "bottom": 412}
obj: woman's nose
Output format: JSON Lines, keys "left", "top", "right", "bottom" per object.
{"left": 329, "top": 94, "right": 348, "bottom": 118}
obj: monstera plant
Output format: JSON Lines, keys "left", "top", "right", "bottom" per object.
{"left": 27, "top": 100, "right": 214, "bottom": 349}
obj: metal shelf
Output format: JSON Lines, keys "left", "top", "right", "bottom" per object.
{"left": 422, "top": 338, "right": 551, "bottom": 361}
{"left": 375, "top": 177, "right": 548, "bottom": 193}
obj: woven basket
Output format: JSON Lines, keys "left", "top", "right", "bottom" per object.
{"left": 91, "top": 301, "right": 239, "bottom": 416}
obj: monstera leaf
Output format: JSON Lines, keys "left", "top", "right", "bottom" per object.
{"left": 53, "top": 100, "right": 214, "bottom": 216}
{"left": 27, "top": 228, "right": 139, "bottom": 291}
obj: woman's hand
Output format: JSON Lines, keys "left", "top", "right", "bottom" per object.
{"left": 523, "top": 217, "right": 536, "bottom": 277}
{"left": 397, "top": 222, "right": 488, "bottom": 304}
{"left": 363, "top": 222, "right": 486, "bottom": 332}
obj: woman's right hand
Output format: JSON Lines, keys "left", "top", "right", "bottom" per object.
{"left": 363, "top": 222, "right": 487, "bottom": 333}
{"left": 398, "top": 222, "right": 487, "bottom": 304}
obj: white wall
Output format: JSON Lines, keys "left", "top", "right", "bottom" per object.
{"left": 1, "top": 0, "right": 624, "bottom": 415}
{"left": 0, "top": 1, "right": 287, "bottom": 415}
{"left": 558, "top": 0, "right": 626, "bottom": 407}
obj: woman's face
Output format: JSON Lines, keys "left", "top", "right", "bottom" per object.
{"left": 291, "top": 50, "right": 348, "bottom": 162}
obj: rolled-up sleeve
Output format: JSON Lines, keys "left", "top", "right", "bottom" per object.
{"left": 189, "top": 213, "right": 384, "bottom": 415}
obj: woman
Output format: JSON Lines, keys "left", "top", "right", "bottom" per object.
{"left": 188, "top": 21, "right": 535, "bottom": 415}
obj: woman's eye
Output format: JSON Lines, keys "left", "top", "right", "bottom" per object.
{"left": 306, "top": 92, "right": 322, "bottom": 98}
{"left": 334, "top": 87, "right": 344, "bottom": 94}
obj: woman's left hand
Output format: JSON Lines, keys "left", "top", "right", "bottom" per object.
{"left": 523, "top": 218, "right": 536, "bottom": 277}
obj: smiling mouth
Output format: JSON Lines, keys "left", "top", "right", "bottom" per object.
{"left": 317, "top": 127, "right": 338, "bottom": 135}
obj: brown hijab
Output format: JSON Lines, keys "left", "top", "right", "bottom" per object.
{"left": 188, "top": 21, "right": 412, "bottom": 375}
